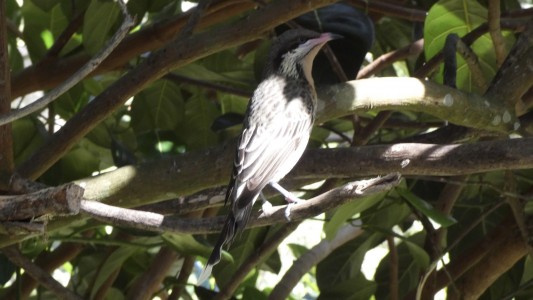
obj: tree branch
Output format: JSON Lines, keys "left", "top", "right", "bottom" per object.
{"left": 0, "top": 0, "right": 13, "bottom": 188}
{"left": 78, "top": 174, "right": 401, "bottom": 235}
{"left": 1, "top": 137, "right": 532, "bottom": 247}
{"left": 0, "top": 0, "right": 134, "bottom": 126}
{"left": 10, "top": 0, "right": 256, "bottom": 99}
{"left": 0, "top": 182, "right": 83, "bottom": 221}
{"left": 317, "top": 78, "right": 516, "bottom": 132}
{"left": 2, "top": 246, "right": 83, "bottom": 300}
{"left": 488, "top": 0, "right": 507, "bottom": 66}
{"left": 268, "top": 223, "right": 363, "bottom": 299}
{"left": 4, "top": 242, "right": 85, "bottom": 299}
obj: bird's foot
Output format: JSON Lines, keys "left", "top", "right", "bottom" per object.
{"left": 284, "top": 197, "right": 304, "bottom": 221}
{"left": 260, "top": 192, "right": 276, "bottom": 215}
{"left": 269, "top": 182, "right": 305, "bottom": 221}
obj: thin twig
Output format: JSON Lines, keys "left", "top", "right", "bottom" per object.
{"left": 0, "top": 0, "right": 134, "bottom": 126}
{"left": 268, "top": 223, "right": 363, "bottom": 299}
{"left": 79, "top": 174, "right": 401, "bottom": 235}
{"left": 488, "top": 0, "right": 507, "bottom": 66}
{"left": 2, "top": 246, "right": 83, "bottom": 300}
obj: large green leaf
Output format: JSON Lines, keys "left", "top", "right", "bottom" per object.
{"left": 12, "top": 118, "right": 45, "bottom": 165}
{"left": 177, "top": 91, "right": 221, "bottom": 150}
{"left": 323, "top": 192, "right": 385, "bottom": 240}
{"left": 130, "top": 79, "right": 184, "bottom": 132}
{"left": 317, "top": 232, "right": 382, "bottom": 298}
{"left": 162, "top": 233, "right": 213, "bottom": 258}
{"left": 424, "top": 0, "right": 514, "bottom": 94}
{"left": 90, "top": 246, "right": 140, "bottom": 300}
{"left": 398, "top": 189, "right": 457, "bottom": 228}
{"left": 83, "top": 0, "right": 120, "bottom": 55}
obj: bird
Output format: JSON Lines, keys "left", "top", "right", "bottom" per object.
{"left": 198, "top": 29, "right": 340, "bottom": 284}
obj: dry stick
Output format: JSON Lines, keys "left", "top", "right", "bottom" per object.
{"left": 2, "top": 246, "right": 83, "bottom": 300}
{"left": 127, "top": 246, "right": 179, "bottom": 300}
{"left": 268, "top": 223, "right": 364, "bottom": 300}
{"left": 0, "top": 183, "right": 84, "bottom": 221}
{"left": 79, "top": 174, "right": 401, "bottom": 235}
{"left": 0, "top": 0, "right": 134, "bottom": 126}
{"left": 488, "top": 0, "right": 507, "bottom": 66}
{"left": 213, "top": 222, "right": 301, "bottom": 300}
{"left": 357, "top": 39, "right": 424, "bottom": 80}
{"left": 168, "top": 256, "right": 196, "bottom": 300}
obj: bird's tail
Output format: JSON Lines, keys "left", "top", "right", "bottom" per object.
{"left": 198, "top": 190, "right": 257, "bottom": 284}
{"left": 198, "top": 213, "right": 237, "bottom": 284}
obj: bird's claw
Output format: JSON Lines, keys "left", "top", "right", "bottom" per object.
{"left": 284, "top": 198, "right": 304, "bottom": 221}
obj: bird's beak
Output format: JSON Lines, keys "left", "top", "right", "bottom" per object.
{"left": 306, "top": 32, "right": 343, "bottom": 48}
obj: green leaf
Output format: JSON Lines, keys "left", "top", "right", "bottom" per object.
{"left": 324, "top": 193, "right": 384, "bottom": 240}
{"left": 131, "top": 79, "right": 184, "bottom": 132}
{"left": 83, "top": 0, "right": 120, "bottom": 55}
{"left": 424, "top": 0, "right": 514, "bottom": 93}
{"left": 12, "top": 118, "right": 45, "bottom": 165}
{"left": 178, "top": 92, "right": 220, "bottom": 150}
{"left": 90, "top": 246, "right": 139, "bottom": 300}
{"left": 317, "top": 232, "right": 382, "bottom": 292}
{"left": 398, "top": 189, "right": 457, "bottom": 228}
{"left": 32, "top": 0, "right": 58, "bottom": 11}
{"left": 162, "top": 233, "right": 214, "bottom": 258}
{"left": 404, "top": 240, "right": 430, "bottom": 269}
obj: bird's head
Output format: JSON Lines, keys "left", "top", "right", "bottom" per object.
{"left": 265, "top": 29, "right": 341, "bottom": 86}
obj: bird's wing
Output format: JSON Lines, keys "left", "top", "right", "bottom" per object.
{"left": 231, "top": 95, "right": 314, "bottom": 210}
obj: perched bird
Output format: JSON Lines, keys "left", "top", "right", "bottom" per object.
{"left": 199, "top": 29, "right": 339, "bottom": 283}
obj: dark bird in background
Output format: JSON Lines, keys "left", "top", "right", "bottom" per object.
{"left": 211, "top": 4, "right": 374, "bottom": 131}
{"left": 284, "top": 3, "right": 374, "bottom": 84}
{"left": 199, "top": 29, "right": 339, "bottom": 283}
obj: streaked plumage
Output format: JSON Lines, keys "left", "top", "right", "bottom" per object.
{"left": 199, "top": 29, "right": 338, "bottom": 283}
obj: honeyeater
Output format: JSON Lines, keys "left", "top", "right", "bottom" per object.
{"left": 199, "top": 29, "right": 339, "bottom": 283}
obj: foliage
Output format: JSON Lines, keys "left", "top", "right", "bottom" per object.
{"left": 1, "top": 0, "right": 533, "bottom": 299}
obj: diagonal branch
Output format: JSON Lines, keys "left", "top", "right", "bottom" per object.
{"left": 0, "top": 0, "right": 134, "bottom": 126}
{"left": 2, "top": 246, "right": 82, "bottom": 300}
{"left": 79, "top": 174, "right": 401, "bottom": 235}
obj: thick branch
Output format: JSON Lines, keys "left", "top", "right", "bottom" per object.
{"left": 1, "top": 137, "right": 532, "bottom": 247}
{"left": 317, "top": 78, "right": 516, "bottom": 132}
{"left": 10, "top": 0, "right": 256, "bottom": 98}
{"left": 0, "top": 183, "right": 83, "bottom": 221}
{"left": 0, "top": 0, "right": 13, "bottom": 186}
{"left": 486, "top": 19, "right": 533, "bottom": 110}
{"left": 79, "top": 174, "right": 401, "bottom": 235}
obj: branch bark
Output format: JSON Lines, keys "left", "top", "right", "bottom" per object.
{"left": 79, "top": 174, "right": 401, "bottom": 235}
{"left": 2, "top": 246, "right": 82, "bottom": 300}
{"left": 0, "top": 183, "right": 83, "bottom": 221}
{"left": 0, "top": 0, "right": 13, "bottom": 188}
